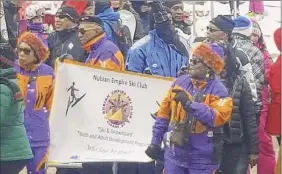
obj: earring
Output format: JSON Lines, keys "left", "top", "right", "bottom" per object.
{"left": 205, "top": 73, "right": 210, "bottom": 78}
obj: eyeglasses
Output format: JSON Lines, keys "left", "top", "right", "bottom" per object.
{"left": 17, "top": 47, "right": 31, "bottom": 55}
{"left": 79, "top": 28, "right": 95, "bottom": 35}
{"left": 207, "top": 26, "right": 221, "bottom": 33}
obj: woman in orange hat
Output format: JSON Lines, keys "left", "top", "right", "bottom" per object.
{"left": 16, "top": 31, "right": 55, "bottom": 174}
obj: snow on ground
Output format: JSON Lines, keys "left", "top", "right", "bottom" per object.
{"left": 184, "top": 1, "right": 281, "bottom": 55}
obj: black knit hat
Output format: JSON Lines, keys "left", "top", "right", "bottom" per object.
{"left": 164, "top": 1, "right": 183, "bottom": 8}
{"left": 56, "top": 5, "right": 79, "bottom": 23}
{"left": 210, "top": 15, "right": 235, "bottom": 36}
{"left": 79, "top": 15, "right": 103, "bottom": 27}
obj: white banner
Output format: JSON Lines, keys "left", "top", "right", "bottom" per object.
{"left": 48, "top": 60, "right": 173, "bottom": 163}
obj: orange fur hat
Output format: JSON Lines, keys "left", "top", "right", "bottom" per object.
{"left": 193, "top": 43, "right": 225, "bottom": 74}
{"left": 17, "top": 31, "right": 49, "bottom": 62}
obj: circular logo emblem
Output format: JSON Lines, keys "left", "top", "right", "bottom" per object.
{"left": 103, "top": 90, "right": 133, "bottom": 128}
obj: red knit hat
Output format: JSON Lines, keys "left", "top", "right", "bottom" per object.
{"left": 17, "top": 31, "right": 49, "bottom": 62}
{"left": 193, "top": 43, "right": 225, "bottom": 74}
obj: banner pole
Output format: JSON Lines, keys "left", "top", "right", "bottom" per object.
{"left": 192, "top": 1, "right": 196, "bottom": 38}
{"left": 211, "top": 1, "right": 214, "bottom": 19}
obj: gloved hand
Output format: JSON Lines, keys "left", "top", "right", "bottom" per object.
{"left": 145, "top": 144, "right": 164, "bottom": 161}
{"left": 172, "top": 89, "right": 192, "bottom": 107}
{"left": 150, "top": 1, "right": 169, "bottom": 24}
{"left": 58, "top": 54, "right": 74, "bottom": 62}
{"left": 177, "top": 66, "right": 189, "bottom": 77}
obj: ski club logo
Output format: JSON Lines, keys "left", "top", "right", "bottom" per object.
{"left": 102, "top": 90, "right": 133, "bottom": 128}
{"left": 65, "top": 82, "right": 86, "bottom": 116}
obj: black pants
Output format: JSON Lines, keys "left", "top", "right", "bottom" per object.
{"left": 229, "top": 1, "right": 240, "bottom": 11}
{"left": 217, "top": 143, "right": 249, "bottom": 174}
{"left": 0, "top": 159, "right": 29, "bottom": 174}
{"left": 82, "top": 162, "right": 113, "bottom": 174}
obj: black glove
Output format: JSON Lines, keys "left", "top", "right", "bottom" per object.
{"left": 172, "top": 89, "right": 192, "bottom": 107}
{"left": 58, "top": 54, "right": 74, "bottom": 62}
{"left": 145, "top": 144, "right": 164, "bottom": 161}
{"left": 151, "top": 1, "right": 169, "bottom": 24}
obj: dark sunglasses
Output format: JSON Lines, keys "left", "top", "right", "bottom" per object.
{"left": 17, "top": 47, "right": 31, "bottom": 55}
{"left": 207, "top": 26, "right": 221, "bottom": 33}
{"left": 79, "top": 28, "right": 95, "bottom": 35}
{"left": 56, "top": 14, "right": 74, "bottom": 21}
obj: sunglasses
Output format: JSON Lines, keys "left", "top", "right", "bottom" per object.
{"left": 207, "top": 26, "right": 221, "bottom": 33}
{"left": 56, "top": 14, "right": 74, "bottom": 21}
{"left": 17, "top": 47, "right": 32, "bottom": 55}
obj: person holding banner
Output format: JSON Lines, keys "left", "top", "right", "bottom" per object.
{"left": 16, "top": 31, "right": 55, "bottom": 174}
{"left": 78, "top": 15, "right": 124, "bottom": 70}
{"left": 145, "top": 43, "right": 233, "bottom": 174}
{"left": 78, "top": 15, "right": 124, "bottom": 174}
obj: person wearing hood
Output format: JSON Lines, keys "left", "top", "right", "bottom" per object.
{"left": 25, "top": 4, "right": 48, "bottom": 45}
{"left": 250, "top": 20, "right": 276, "bottom": 174}
{"left": 146, "top": 42, "right": 233, "bottom": 174}
{"left": 266, "top": 27, "right": 281, "bottom": 145}
{"left": 95, "top": 1, "right": 120, "bottom": 44}
{"left": 0, "top": 45, "right": 34, "bottom": 174}
{"left": 16, "top": 31, "right": 55, "bottom": 174}
{"left": 164, "top": 1, "right": 192, "bottom": 35}
{"left": 46, "top": 5, "right": 85, "bottom": 67}
{"left": 267, "top": 27, "right": 281, "bottom": 174}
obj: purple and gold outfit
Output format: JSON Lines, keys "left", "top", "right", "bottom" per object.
{"left": 16, "top": 31, "right": 54, "bottom": 174}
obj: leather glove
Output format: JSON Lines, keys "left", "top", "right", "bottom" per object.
{"left": 151, "top": 1, "right": 169, "bottom": 24}
{"left": 145, "top": 144, "right": 164, "bottom": 161}
{"left": 177, "top": 66, "right": 189, "bottom": 77}
{"left": 58, "top": 54, "right": 74, "bottom": 62}
{"left": 172, "top": 89, "right": 192, "bottom": 107}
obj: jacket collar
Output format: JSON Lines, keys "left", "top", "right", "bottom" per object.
{"left": 83, "top": 33, "right": 106, "bottom": 52}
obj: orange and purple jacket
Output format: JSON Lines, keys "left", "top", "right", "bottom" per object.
{"left": 83, "top": 33, "right": 124, "bottom": 71}
{"left": 152, "top": 75, "right": 233, "bottom": 167}
{"left": 15, "top": 62, "right": 54, "bottom": 147}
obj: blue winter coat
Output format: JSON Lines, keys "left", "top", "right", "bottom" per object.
{"left": 98, "top": 8, "right": 120, "bottom": 44}
{"left": 126, "top": 30, "right": 187, "bottom": 78}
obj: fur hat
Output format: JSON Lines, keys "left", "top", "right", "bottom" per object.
{"left": 233, "top": 16, "right": 253, "bottom": 37}
{"left": 17, "top": 31, "right": 49, "bottom": 61}
{"left": 193, "top": 43, "right": 225, "bottom": 74}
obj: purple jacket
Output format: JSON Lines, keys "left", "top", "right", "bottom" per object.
{"left": 83, "top": 33, "right": 124, "bottom": 70}
{"left": 16, "top": 62, "right": 54, "bottom": 147}
{"left": 152, "top": 75, "right": 233, "bottom": 168}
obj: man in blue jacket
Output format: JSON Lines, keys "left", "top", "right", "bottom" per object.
{"left": 126, "top": 2, "right": 188, "bottom": 78}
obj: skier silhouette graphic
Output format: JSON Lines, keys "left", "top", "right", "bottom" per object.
{"left": 66, "top": 82, "right": 86, "bottom": 116}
